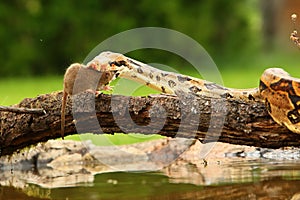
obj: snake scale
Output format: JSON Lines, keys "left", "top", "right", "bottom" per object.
{"left": 61, "top": 51, "right": 300, "bottom": 137}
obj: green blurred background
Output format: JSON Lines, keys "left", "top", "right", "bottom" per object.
{"left": 1, "top": 0, "right": 300, "bottom": 104}
{"left": 2, "top": 2, "right": 300, "bottom": 197}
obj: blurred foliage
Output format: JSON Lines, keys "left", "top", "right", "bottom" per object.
{"left": 0, "top": 0, "right": 262, "bottom": 77}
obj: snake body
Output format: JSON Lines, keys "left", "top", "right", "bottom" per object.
{"left": 260, "top": 68, "right": 300, "bottom": 133}
{"left": 81, "top": 51, "right": 300, "bottom": 134}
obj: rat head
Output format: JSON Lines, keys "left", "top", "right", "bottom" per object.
{"left": 63, "top": 62, "right": 115, "bottom": 96}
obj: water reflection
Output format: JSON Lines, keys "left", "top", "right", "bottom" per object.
{"left": 2, "top": 168, "right": 300, "bottom": 200}
{"left": 1, "top": 139, "right": 300, "bottom": 199}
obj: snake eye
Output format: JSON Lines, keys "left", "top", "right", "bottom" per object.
{"left": 109, "top": 60, "right": 127, "bottom": 67}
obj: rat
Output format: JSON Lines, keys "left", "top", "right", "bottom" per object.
{"left": 61, "top": 62, "right": 114, "bottom": 139}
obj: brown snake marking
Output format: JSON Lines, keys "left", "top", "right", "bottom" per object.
{"left": 260, "top": 68, "right": 300, "bottom": 133}
{"left": 62, "top": 51, "right": 300, "bottom": 136}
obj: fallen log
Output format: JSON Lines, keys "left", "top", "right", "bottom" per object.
{"left": 0, "top": 89, "right": 300, "bottom": 156}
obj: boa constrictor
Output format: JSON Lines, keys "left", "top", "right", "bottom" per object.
{"left": 62, "top": 51, "right": 300, "bottom": 136}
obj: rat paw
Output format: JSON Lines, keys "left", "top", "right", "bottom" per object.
{"left": 102, "top": 85, "right": 114, "bottom": 91}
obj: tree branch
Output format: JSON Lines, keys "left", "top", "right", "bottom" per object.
{"left": 0, "top": 105, "right": 46, "bottom": 115}
{"left": 0, "top": 91, "right": 300, "bottom": 156}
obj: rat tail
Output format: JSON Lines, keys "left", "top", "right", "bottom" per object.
{"left": 61, "top": 91, "right": 68, "bottom": 139}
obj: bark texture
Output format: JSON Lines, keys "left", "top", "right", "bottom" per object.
{"left": 1, "top": 91, "right": 300, "bottom": 156}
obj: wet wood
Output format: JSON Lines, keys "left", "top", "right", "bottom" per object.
{"left": 0, "top": 91, "right": 300, "bottom": 156}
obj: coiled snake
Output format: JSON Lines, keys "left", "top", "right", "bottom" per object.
{"left": 61, "top": 51, "right": 300, "bottom": 138}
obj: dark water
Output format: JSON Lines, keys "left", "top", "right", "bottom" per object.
{"left": 2, "top": 160, "right": 300, "bottom": 200}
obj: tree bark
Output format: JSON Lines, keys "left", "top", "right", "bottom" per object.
{"left": 0, "top": 91, "right": 300, "bottom": 156}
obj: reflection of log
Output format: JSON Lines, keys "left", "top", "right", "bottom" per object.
{"left": 2, "top": 175, "right": 300, "bottom": 200}
{"left": 1, "top": 90, "right": 300, "bottom": 156}
{"left": 157, "top": 178, "right": 300, "bottom": 200}
{"left": 1, "top": 139, "right": 300, "bottom": 199}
